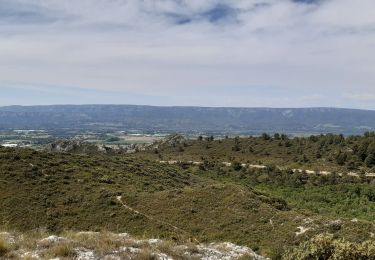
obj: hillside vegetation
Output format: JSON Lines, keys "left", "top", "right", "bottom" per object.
{"left": 144, "top": 132, "right": 375, "bottom": 172}
{"left": 1, "top": 133, "right": 375, "bottom": 258}
{"left": 140, "top": 133, "right": 375, "bottom": 219}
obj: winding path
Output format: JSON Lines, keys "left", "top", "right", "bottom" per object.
{"left": 159, "top": 160, "right": 375, "bottom": 178}
{"left": 116, "top": 196, "right": 200, "bottom": 243}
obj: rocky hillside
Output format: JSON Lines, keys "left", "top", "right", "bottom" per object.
{"left": 44, "top": 140, "right": 146, "bottom": 154}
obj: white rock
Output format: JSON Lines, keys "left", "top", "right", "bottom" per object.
{"left": 295, "top": 226, "right": 310, "bottom": 236}
{"left": 156, "top": 253, "right": 173, "bottom": 260}
{"left": 128, "top": 247, "right": 141, "bottom": 254}
{"left": 76, "top": 248, "right": 96, "bottom": 260}
{"left": 21, "top": 251, "right": 41, "bottom": 259}
{"left": 118, "top": 246, "right": 141, "bottom": 254}
{"left": 249, "top": 164, "right": 267, "bottom": 169}
{"left": 196, "top": 242, "right": 268, "bottom": 260}
{"left": 117, "top": 233, "right": 129, "bottom": 238}
{"left": 39, "top": 235, "right": 66, "bottom": 244}
{"left": 0, "top": 232, "right": 16, "bottom": 244}
{"left": 148, "top": 238, "right": 160, "bottom": 244}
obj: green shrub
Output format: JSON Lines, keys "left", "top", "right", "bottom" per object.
{"left": 282, "top": 234, "right": 375, "bottom": 260}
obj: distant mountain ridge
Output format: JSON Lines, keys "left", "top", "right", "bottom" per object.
{"left": 0, "top": 105, "right": 374, "bottom": 135}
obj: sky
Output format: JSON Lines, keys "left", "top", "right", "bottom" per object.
{"left": 0, "top": 0, "right": 375, "bottom": 109}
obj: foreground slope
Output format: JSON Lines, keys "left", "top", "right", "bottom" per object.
{"left": 1, "top": 146, "right": 375, "bottom": 258}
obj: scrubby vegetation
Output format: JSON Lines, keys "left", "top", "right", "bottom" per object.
{"left": 283, "top": 234, "right": 375, "bottom": 260}
{"left": 144, "top": 132, "right": 375, "bottom": 172}
{"left": 193, "top": 165, "right": 375, "bottom": 221}
{"left": 1, "top": 133, "right": 375, "bottom": 258}
{"left": 142, "top": 133, "right": 375, "bottom": 219}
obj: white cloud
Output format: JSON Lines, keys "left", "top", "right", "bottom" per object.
{"left": 0, "top": 0, "right": 374, "bottom": 108}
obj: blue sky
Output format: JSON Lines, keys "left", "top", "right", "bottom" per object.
{"left": 0, "top": 0, "right": 375, "bottom": 108}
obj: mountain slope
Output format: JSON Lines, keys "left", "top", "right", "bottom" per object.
{"left": 1, "top": 105, "right": 375, "bottom": 134}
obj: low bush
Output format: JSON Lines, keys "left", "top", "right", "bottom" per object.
{"left": 0, "top": 238, "right": 10, "bottom": 257}
{"left": 283, "top": 234, "right": 375, "bottom": 260}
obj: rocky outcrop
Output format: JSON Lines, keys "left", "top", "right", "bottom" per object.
{"left": 0, "top": 231, "right": 268, "bottom": 260}
{"left": 45, "top": 140, "right": 100, "bottom": 154}
{"left": 149, "top": 134, "right": 187, "bottom": 150}
{"left": 44, "top": 139, "right": 147, "bottom": 154}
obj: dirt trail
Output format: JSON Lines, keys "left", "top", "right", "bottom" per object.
{"left": 116, "top": 196, "right": 199, "bottom": 243}
{"left": 159, "top": 160, "right": 375, "bottom": 178}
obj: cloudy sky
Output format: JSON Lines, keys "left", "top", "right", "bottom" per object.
{"left": 0, "top": 0, "right": 374, "bottom": 108}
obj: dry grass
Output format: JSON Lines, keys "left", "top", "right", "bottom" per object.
{"left": 184, "top": 242, "right": 200, "bottom": 256}
{"left": 155, "top": 240, "right": 175, "bottom": 254}
{"left": 68, "top": 231, "right": 131, "bottom": 256}
{"left": 44, "top": 242, "right": 76, "bottom": 258}
{"left": 0, "top": 230, "right": 265, "bottom": 260}
{"left": 156, "top": 240, "right": 194, "bottom": 259}
{"left": 238, "top": 253, "right": 256, "bottom": 260}
{"left": 18, "top": 229, "right": 49, "bottom": 250}
{"left": 0, "top": 237, "right": 11, "bottom": 256}
{"left": 136, "top": 249, "right": 158, "bottom": 260}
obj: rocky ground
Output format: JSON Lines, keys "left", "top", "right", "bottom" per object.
{"left": 0, "top": 231, "right": 267, "bottom": 260}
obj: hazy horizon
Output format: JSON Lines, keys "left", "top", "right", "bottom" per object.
{"left": 1, "top": 102, "right": 375, "bottom": 112}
